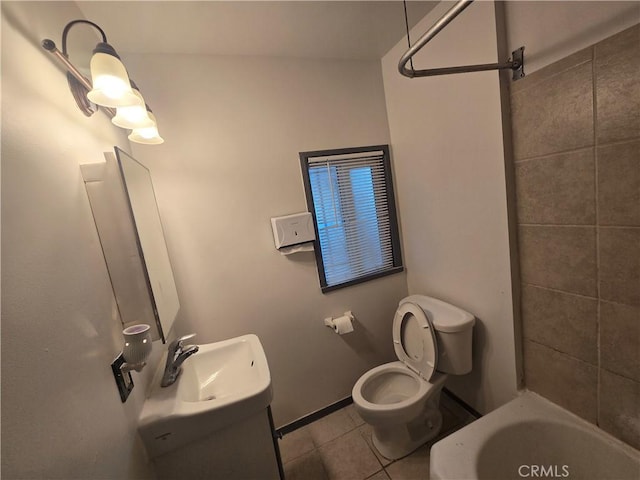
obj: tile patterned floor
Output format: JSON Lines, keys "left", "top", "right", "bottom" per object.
{"left": 278, "top": 393, "right": 476, "bottom": 480}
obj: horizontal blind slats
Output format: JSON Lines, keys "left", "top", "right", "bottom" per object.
{"left": 307, "top": 151, "right": 384, "bottom": 164}
{"left": 306, "top": 147, "right": 398, "bottom": 288}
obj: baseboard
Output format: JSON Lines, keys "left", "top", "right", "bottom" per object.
{"left": 276, "top": 389, "right": 480, "bottom": 439}
{"left": 276, "top": 396, "right": 353, "bottom": 438}
{"left": 442, "top": 387, "right": 482, "bottom": 419}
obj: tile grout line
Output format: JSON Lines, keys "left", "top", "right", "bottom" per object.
{"left": 522, "top": 282, "right": 598, "bottom": 301}
{"left": 518, "top": 223, "right": 595, "bottom": 228}
{"left": 513, "top": 145, "right": 594, "bottom": 164}
{"left": 514, "top": 27, "right": 639, "bottom": 446}
{"left": 308, "top": 416, "right": 389, "bottom": 477}
{"left": 527, "top": 337, "right": 638, "bottom": 384}
{"left": 592, "top": 46, "right": 602, "bottom": 429}
{"left": 522, "top": 282, "right": 639, "bottom": 308}
{"left": 594, "top": 136, "right": 640, "bottom": 148}
{"left": 282, "top": 401, "right": 470, "bottom": 479}
{"left": 280, "top": 412, "right": 363, "bottom": 466}
{"left": 513, "top": 135, "right": 640, "bottom": 164}
{"left": 519, "top": 224, "right": 640, "bottom": 229}
{"left": 510, "top": 53, "right": 593, "bottom": 96}
{"left": 329, "top": 424, "right": 389, "bottom": 479}
{"left": 526, "top": 338, "right": 597, "bottom": 368}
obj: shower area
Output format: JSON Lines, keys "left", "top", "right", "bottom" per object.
{"left": 512, "top": 24, "right": 639, "bottom": 450}
{"left": 386, "top": 0, "right": 639, "bottom": 451}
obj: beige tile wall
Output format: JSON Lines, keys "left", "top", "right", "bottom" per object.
{"left": 510, "top": 24, "right": 639, "bottom": 449}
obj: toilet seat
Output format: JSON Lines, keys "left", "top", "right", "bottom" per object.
{"left": 392, "top": 302, "right": 438, "bottom": 381}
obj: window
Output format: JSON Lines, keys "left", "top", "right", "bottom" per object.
{"left": 300, "top": 145, "right": 403, "bottom": 292}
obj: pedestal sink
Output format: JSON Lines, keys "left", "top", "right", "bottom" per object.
{"left": 139, "top": 334, "right": 280, "bottom": 479}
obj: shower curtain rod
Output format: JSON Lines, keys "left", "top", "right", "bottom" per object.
{"left": 398, "top": 0, "right": 525, "bottom": 80}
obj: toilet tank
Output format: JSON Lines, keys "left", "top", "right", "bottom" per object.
{"left": 400, "top": 295, "right": 475, "bottom": 375}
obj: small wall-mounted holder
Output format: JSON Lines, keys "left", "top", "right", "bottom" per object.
{"left": 511, "top": 46, "right": 525, "bottom": 81}
{"left": 271, "top": 212, "right": 316, "bottom": 255}
{"left": 324, "top": 311, "right": 355, "bottom": 335}
{"left": 111, "top": 324, "right": 152, "bottom": 402}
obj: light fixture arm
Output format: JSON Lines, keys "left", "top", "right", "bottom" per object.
{"left": 42, "top": 38, "right": 91, "bottom": 89}
{"left": 61, "top": 19, "right": 107, "bottom": 56}
{"left": 42, "top": 38, "right": 122, "bottom": 98}
{"left": 42, "top": 19, "right": 126, "bottom": 117}
{"left": 41, "top": 38, "right": 115, "bottom": 116}
{"left": 59, "top": 20, "right": 109, "bottom": 116}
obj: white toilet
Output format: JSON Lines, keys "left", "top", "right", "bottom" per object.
{"left": 352, "top": 295, "right": 475, "bottom": 460}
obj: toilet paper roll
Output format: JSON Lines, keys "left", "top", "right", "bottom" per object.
{"left": 331, "top": 313, "right": 354, "bottom": 335}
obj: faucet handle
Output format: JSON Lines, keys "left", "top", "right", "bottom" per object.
{"left": 168, "top": 333, "right": 197, "bottom": 352}
{"left": 176, "top": 333, "right": 196, "bottom": 344}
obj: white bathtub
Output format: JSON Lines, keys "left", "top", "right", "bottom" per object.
{"left": 430, "top": 391, "right": 640, "bottom": 480}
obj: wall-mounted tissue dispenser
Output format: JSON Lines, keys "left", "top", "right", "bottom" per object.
{"left": 271, "top": 212, "right": 315, "bottom": 251}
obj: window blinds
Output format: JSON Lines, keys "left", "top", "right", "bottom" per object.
{"left": 307, "top": 150, "right": 394, "bottom": 287}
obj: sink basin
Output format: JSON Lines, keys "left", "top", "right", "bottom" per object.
{"left": 177, "top": 334, "right": 270, "bottom": 403}
{"left": 138, "top": 334, "right": 272, "bottom": 458}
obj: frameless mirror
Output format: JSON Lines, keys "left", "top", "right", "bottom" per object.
{"left": 116, "top": 148, "right": 179, "bottom": 340}
{"left": 81, "top": 148, "right": 179, "bottom": 343}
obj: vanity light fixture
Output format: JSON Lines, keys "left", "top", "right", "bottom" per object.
{"left": 111, "top": 83, "right": 154, "bottom": 129}
{"left": 41, "top": 20, "right": 164, "bottom": 144}
{"left": 86, "top": 42, "right": 138, "bottom": 108}
{"left": 128, "top": 110, "right": 165, "bottom": 145}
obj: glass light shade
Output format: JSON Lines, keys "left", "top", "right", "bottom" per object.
{"left": 122, "top": 324, "right": 152, "bottom": 365}
{"left": 129, "top": 112, "right": 164, "bottom": 145}
{"left": 112, "top": 89, "right": 155, "bottom": 129}
{"left": 87, "top": 51, "right": 139, "bottom": 107}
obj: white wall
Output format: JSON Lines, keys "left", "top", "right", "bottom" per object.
{"left": 505, "top": 1, "right": 640, "bottom": 74}
{"left": 4, "top": 1, "right": 636, "bottom": 477}
{"left": 124, "top": 53, "right": 408, "bottom": 426}
{"left": 1, "top": 2, "right": 161, "bottom": 478}
{"left": 381, "top": 0, "right": 519, "bottom": 414}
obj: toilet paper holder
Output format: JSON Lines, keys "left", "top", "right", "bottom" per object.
{"left": 324, "top": 311, "right": 355, "bottom": 334}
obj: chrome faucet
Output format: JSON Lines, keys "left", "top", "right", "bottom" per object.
{"left": 161, "top": 333, "right": 199, "bottom": 387}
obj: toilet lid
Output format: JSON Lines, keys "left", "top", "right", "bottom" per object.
{"left": 392, "top": 302, "right": 438, "bottom": 381}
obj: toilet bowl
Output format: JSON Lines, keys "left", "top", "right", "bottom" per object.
{"left": 352, "top": 295, "right": 475, "bottom": 460}
{"left": 353, "top": 363, "right": 448, "bottom": 459}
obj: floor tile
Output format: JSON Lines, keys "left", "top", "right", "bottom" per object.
{"left": 439, "top": 404, "right": 463, "bottom": 435}
{"left": 344, "top": 403, "right": 366, "bottom": 427}
{"left": 280, "top": 393, "right": 472, "bottom": 480}
{"left": 307, "top": 408, "right": 357, "bottom": 447}
{"left": 384, "top": 444, "right": 430, "bottom": 480}
{"left": 367, "top": 470, "right": 390, "bottom": 480}
{"left": 318, "top": 429, "right": 383, "bottom": 480}
{"left": 284, "top": 450, "right": 329, "bottom": 480}
{"left": 357, "top": 423, "right": 392, "bottom": 467}
{"left": 279, "top": 426, "right": 315, "bottom": 464}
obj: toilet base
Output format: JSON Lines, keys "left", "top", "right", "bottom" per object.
{"left": 370, "top": 408, "right": 443, "bottom": 460}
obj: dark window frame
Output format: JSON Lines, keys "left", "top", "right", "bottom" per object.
{"left": 299, "top": 144, "right": 404, "bottom": 293}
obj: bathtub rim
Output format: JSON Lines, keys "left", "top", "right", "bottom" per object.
{"left": 430, "top": 390, "right": 640, "bottom": 480}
